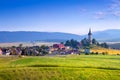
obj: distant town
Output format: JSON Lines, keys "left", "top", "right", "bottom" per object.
{"left": 1, "top": 29, "right": 118, "bottom": 56}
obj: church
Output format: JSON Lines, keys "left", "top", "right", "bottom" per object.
{"left": 88, "top": 28, "right": 92, "bottom": 45}
{"left": 84, "top": 28, "right": 92, "bottom": 54}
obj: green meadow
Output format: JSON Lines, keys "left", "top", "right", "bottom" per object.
{"left": 0, "top": 55, "right": 120, "bottom": 80}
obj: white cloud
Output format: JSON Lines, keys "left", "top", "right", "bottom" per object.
{"left": 109, "top": 0, "right": 120, "bottom": 16}
{"left": 94, "top": 11, "right": 106, "bottom": 19}
{"left": 109, "top": 0, "right": 120, "bottom": 10}
{"left": 94, "top": 0, "right": 120, "bottom": 19}
{"left": 113, "top": 11, "right": 120, "bottom": 16}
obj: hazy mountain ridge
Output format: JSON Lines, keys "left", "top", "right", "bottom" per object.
{"left": 92, "top": 29, "right": 120, "bottom": 42}
{"left": 0, "top": 29, "right": 120, "bottom": 43}
{"left": 0, "top": 31, "right": 83, "bottom": 42}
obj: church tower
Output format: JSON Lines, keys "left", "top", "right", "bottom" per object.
{"left": 88, "top": 28, "right": 92, "bottom": 45}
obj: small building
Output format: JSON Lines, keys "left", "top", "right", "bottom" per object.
{"left": 84, "top": 48, "right": 90, "bottom": 55}
{"left": 66, "top": 46, "right": 71, "bottom": 49}
{"left": 53, "top": 44, "right": 65, "bottom": 49}
{"left": 0, "top": 48, "right": 2, "bottom": 56}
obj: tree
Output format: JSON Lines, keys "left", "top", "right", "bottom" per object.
{"left": 19, "top": 44, "right": 23, "bottom": 48}
{"left": 100, "top": 42, "right": 109, "bottom": 48}
{"left": 41, "top": 45, "right": 47, "bottom": 49}
{"left": 65, "top": 40, "right": 71, "bottom": 46}
{"left": 64, "top": 39, "right": 79, "bottom": 49}
{"left": 60, "top": 42, "right": 64, "bottom": 44}
{"left": 81, "top": 38, "right": 89, "bottom": 47}
{"left": 92, "top": 38, "right": 98, "bottom": 45}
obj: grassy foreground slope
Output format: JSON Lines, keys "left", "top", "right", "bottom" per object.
{"left": 0, "top": 55, "right": 120, "bottom": 80}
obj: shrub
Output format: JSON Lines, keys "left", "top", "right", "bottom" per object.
{"left": 102, "top": 52, "right": 108, "bottom": 55}
{"left": 102, "top": 52, "right": 105, "bottom": 55}
{"left": 90, "top": 52, "right": 95, "bottom": 55}
{"left": 105, "top": 52, "right": 108, "bottom": 55}
{"left": 18, "top": 55, "right": 22, "bottom": 58}
{"left": 95, "top": 52, "right": 99, "bottom": 55}
{"left": 117, "top": 53, "right": 120, "bottom": 56}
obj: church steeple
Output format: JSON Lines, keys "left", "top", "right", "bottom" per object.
{"left": 88, "top": 28, "right": 92, "bottom": 45}
{"left": 88, "top": 28, "right": 92, "bottom": 35}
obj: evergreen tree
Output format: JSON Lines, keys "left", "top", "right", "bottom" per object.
{"left": 81, "top": 38, "right": 89, "bottom": 47}
{"left": 65, "top": 40, "right": 71, "bottom": 46}
{"left": 92, "top": 38, "right": 98, "bottom": 45}
{"left": 100, "top": 43, "right": 109, "bottom": 48}
{"left": 64, "top": 39, "right": 79, "bottom": 49}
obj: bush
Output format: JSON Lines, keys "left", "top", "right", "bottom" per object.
{"left": 117, "top": 53, "right": 120, "bottom": 56}
{"left": 105, "top": 52, "right": 108, "bottom": 55}
{"left": 95, "top": 52, "right": 99, "bottom": 55}
{"left": 90, "top": 52, "right": 95, "bottom": 55}
{"left": 102, "top": 52, "right": 105, "bottom": 55}
{"left": 102, "top": 52, "right": 108, "bottom": 55}
{"left": 18, "top": 55, "right": 22, "bottom": 58}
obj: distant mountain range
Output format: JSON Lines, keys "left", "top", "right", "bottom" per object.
{"left": 92, "top": 29, "right": 120, "bottom": 42}
{"left": 0, "top": 31, "right": 82, "bottom": 43}
{"left": 0, "top": 29, "right": 120, "bottom": 43}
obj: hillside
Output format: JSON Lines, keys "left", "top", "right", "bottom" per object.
{"left": 0, "top": 55, "right": 120, "bottom": 80}
{"left": 108, "top": 43, "right": 120, "bottom": 49}
{"left": 92, "top": 29, "right": 120, "bottom": 42}
{"left": 0, "top": 29, "right": 120, "bottom": 43}
{"left": 0, "top": 31, "right": 83, "bottom": 43}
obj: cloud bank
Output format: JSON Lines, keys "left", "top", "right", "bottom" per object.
{"left": 94, "top": 0, "right": 120, "bottom": 19}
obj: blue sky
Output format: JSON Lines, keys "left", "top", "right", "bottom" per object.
{"left": 0, "top": 0, "right": 120, "bottom": 35}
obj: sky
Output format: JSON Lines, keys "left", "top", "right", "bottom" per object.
{"left": 0, "top": 0, "right": 120, "bottom": 35}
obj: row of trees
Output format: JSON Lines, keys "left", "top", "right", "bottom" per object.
{"left": 81, "top": 38, "right": 109, "bottom": 48}
{"left": 63, "top": 38, "right": 109, "bottom": 49}
{"left": 64, "top": 39, "right": 79, "bottom": 49}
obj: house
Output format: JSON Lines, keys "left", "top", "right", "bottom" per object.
{"left": 53, "top": 44, "right": 65, "bottom": 49}
{"left": 0, "top": 48, "right": 2, "bottom": 56}
{"left": 84, "top": 48, "right": 90, "bottom": 55}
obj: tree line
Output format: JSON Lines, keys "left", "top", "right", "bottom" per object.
{"left": 63, "top": 38, "right": 109, "bottom": 49}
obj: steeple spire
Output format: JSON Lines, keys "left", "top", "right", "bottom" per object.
{"left": 88, "top": 28, "right": 92, "bottom": 45}
{"left": 88, "top": 28, "right": 92, "bottom": 35}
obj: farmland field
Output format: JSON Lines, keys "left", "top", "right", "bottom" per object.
{"left": 0, "top": 55, "right": 120, "bottom": 80}
{"left": 91, "top": 47, "right": 120, "bottom": 55}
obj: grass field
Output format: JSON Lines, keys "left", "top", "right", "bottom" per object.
{"left": 0, "top": 55, "right": 120, "bottom": 80}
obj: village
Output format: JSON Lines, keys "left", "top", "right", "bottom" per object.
{"left": 0, "top": 29, "right": 109, "bottom": 56}
{"left": 0, "top": 43, "right": 80, "bottom": 56}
